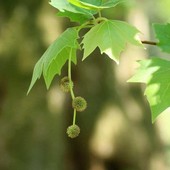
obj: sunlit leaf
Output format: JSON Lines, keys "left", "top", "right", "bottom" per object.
{"left": 80, "top": 0, "right": 102, "bottom": 6}
{"left": 82, "top": 20, "right": 142, "bottom": 63}
{"left": 49, "top": 0, "right": 94, "bottom": 17}
{"left": 68, "top": 0, "right": 124, "bottom": 10}
{"left": 102, "top": 0, "right": 124, "bottom": 7}
{"left": 128, "top": 57, "right": 170, "bottom": 122}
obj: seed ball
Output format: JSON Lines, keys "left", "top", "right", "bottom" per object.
{"left": 72, "top": 96, "right": 87, "bottom": 112}
{"left": 67, "top": 124, "right": 80, "bottom": 138}
{"left": 60, "top": 76, "right": 73, "bottom": 92}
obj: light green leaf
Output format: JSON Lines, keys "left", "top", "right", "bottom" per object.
{"left": 49, "top": 0, "right": 94, "bottom": 17}
{"left": 49, "top": 0, "right": 81, "bottom": 13}
{"left": 153, "top": 23, "right": 170, "bottom": 53}
{"left": 82, "top": 20, "right": 142, "bottom": 63}
{"left": 68, "top": 0, "right": 97, "bottom": 10}
{"left": 128, "top": 57, "right": 170, "bottom": 122}
{"left": 68, "top": 0, "right": 123, "bottom": 10}
{"left": 102, "top": 0, "right": 124, "bottom": 7}
{"left": 81, "top": 0, "right": 102, "bottom": 6}
{"left": 27, "top": 28, "right": 79, "bottom": 94}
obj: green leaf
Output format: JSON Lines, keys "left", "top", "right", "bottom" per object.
{"left": 68, "top": 0, "right": 124, "bottom": 10}
{"left": 27, "top": 28, "right": 79, "bottom": 94}
{"left": 49, "top": 0, "right": 94, "bottom": 17}
{"left": 82, "top": 20, "right": 142, "bottom": 63}
{"left": 68, "top": 0, "right": 97, "bottom": 10}
{"left": 153, "top": 23, "right": 170, "bottom": 53}
{"left": 49, "top": 0, "right": 80, "bottom": 13}
{"left": 44, "top": 47, "right": 77, "bottom": 88}
{"left": 128, "top": 57, "right": 170, "bottom": 122}
{"left": 80, "top": 0, "right": 102, "bottom": 6}
{"left": 57, "top": 11, "right": 90, "bottom": 24}
{"left": 102, "top": 0, "right": 124, "bottom": 7}
{"left": 27, "top": 57, "right": 44, "bottom": 94}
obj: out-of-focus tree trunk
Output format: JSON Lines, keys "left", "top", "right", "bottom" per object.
{"left": 0, "top": 0, "right": 169, "bottom": 170}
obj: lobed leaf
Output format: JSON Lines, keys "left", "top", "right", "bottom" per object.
{"left": 128, "top": 58, "right": 170, "bottom": 122}
{"left": 153, "top": 23, "right": 170, "bottom": 53}
{"left": 82, "top": 20, "right": 142, "bottom": 63}
{"left": 27, "top": 28, "right": 79, "bottom": 94}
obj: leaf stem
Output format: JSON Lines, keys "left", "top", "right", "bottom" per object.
{"left": 77, "top": 16, "right": 108, "bottom": 32}
{"left": 68, "top": 49, "right": 77, "bottom": 125}
{"left": 92, "top": 15, "right": 96, "bottom": 20}
{"left": 73, "top": 109, "right": 77, "bottom": 125}
{"left": 95, "top": 17, "right": 108, "bottom": 24}
{"left": 141, "top": 40, "right": 158, "bottom": 46}
{"left": 98, "top": 10, "right": 102, "bottom": 18}
{"left": 77, "top": 23, "right": 94, "bottom": 32}
{"left": 68, "top": 48, "right": 75, "bottom": 100}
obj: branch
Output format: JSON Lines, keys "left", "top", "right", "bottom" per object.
{"left": 141, "top": 40, "right": 158, "bottom": 46}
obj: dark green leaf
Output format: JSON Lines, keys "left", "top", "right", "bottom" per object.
{"left": 44, "top": 47, "right": 77, "bottom": 87}
{"left": 27, "top": 28, "right": 79, "bottom": 94}
{"left": 57, "top": 11, "right": 90, "bottom": 24}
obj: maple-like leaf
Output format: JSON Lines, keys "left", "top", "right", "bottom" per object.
{"left": 27, "top": 28, "right": 79, "bottom": 94}
{"left": 128, "top": 57, "right": 170, "bottom": 122}
{"left": 82, "top": 20, "right": 142, "bottom": 63}
{"left": 153, "top": 23, "right": 170, "bottom": 53}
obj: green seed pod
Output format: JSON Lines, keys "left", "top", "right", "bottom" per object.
{"left": 72, "top": 96, "right": 87, "bottom": 112}
{"left": 67, "top": 124, "right": 80, "bottom": 138}
{"left": 60, "top": 76, "right": 73, "bottom": 92}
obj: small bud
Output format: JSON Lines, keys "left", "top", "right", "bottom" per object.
{"left": 60, "top": 76, "right": 73, "bottom": 92}
{"left": 67, "top": 124, "right": 80, "bottom": 138}
{"left": 72, "top": 96, "right": 87, "bottom": 112}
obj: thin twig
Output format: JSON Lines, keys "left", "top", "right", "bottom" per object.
{"left": 141, "top": 40, "right": 158, "bottom": 46}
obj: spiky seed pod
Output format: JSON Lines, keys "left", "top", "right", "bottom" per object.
{"left": 60, "top": 76, "right": 73, "bottom": 92}
{"left": 67, "top": 124, "right": 80, "bottom": 138}
{"left": 72, "top": 96, "right": 87, "bottom": 112}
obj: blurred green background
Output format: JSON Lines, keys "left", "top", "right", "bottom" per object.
{"left": 0, "top": 0, "right": 170, "bottom": 170}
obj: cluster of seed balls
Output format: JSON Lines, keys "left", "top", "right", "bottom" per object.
{"left": 60, "top": 76, "right": 87, "bottom": 138}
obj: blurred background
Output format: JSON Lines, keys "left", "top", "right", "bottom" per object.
{"left": 0, "top": 0, "right": 170, "bottom": 170}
